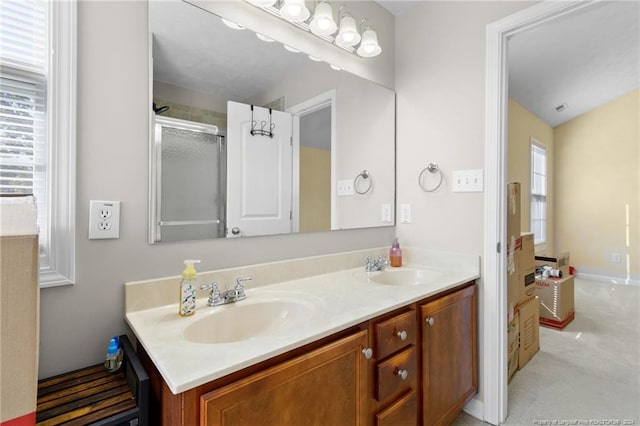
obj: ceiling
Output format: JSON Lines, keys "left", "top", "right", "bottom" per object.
{"left": 508, "top": 1, "right": 640, "bottom": 127}
{"left": 150, "top": 1, "right": 314, "bottom": 102}
{"left": 377, "top": 0, "right": 639, "bottom": 128}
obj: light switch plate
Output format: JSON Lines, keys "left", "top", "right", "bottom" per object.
{"left": 88, "top": 200, "right": 120, "bottom": 239}
{"left": 381, "top": 204, "right": 392, "bottom": 223}
{"left": 337, "top": 179, "right": 354, "bottom": 196}
{"left": 400, "top": 203, "right": 411, "bottom": 224}
{"left": 452, "top": 169, "right": 484, "bottom": 192}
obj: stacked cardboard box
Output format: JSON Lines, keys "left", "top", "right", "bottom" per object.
{"left": 535, "top": 275, "right": 575, "bottom": 329}
{"left": 506, "top": 182, "right": 521, "bottom": 320}
{"left": 506, "top": 183, "right": 540, "bottom": 376}
{"left": 518, "top": 296, "right": 540, "bottom": 368}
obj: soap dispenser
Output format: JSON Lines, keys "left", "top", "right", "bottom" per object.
{"left": 179, "top": 259, "right": 200, "bottom": 316}
{"left": 389, "top": 238, "right": 402, "bottom": 267}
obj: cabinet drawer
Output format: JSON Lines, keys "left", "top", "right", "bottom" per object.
{"left": 375, "top": 310, "right": 416, "bottom": 360}
{"left": 376, "top": 346, "right": 416, "bottom": 402}
{"left": 376, "top": 389, "right": 418, "bottom": 426}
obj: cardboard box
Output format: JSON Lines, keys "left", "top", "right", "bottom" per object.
{"left": 518, "top": 296, "right": 540, "bottom": 369}
{"left": 1, "top": 235, "right": 39, "bottom": 424}
{"left": 508, "top": 311, "right": 519, "bottom": 382}
{"left": 535, "top": 253, "right": 571, "bottom": 278}
{"left": 536, "top": 275, "right": 575, "bottom": 329}
{"left": 507, "top": 183, "right": 521, "bottom": 246}
{"left": 507, "top": 232, "right": 536, "bottom": 316}
{"left": 517, "top": 233, "right": 536, "bottom": 304}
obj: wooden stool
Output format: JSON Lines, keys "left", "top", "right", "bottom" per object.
{"left": 36, "top": 335, "right": 148, "bottom": 426}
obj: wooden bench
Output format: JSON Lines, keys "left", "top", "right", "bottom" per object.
{"left": 36, "top": 335, "right": 148, "bottom": 426}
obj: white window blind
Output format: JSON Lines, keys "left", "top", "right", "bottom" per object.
{"left": 1, "top": 0, "right": 76, "bottom": 287}
{"left": 1, "top": 0, "right": 49, "bottom": 253}
{"left": 531, "top": 142, "right": 547, "bottom": 245}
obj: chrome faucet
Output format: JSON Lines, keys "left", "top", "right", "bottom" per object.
{"left": 365, "top": 256, "right": 389, "bottom": 272}
{"left": 200, "top": 277, "right": 252, "bottom": 307}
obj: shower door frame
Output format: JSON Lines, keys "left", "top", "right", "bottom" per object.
{"left": 149, "top": 115, "right": 225, "bottom": 243}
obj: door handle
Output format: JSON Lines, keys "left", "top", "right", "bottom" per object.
{"left": 231, "top": 227, "right": 240, "bottom": 235}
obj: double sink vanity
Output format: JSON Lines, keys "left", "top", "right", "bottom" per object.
{"left": 125, "top": 247, "right": 479, "bottom": 425}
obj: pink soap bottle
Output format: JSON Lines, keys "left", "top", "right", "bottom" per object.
{"left": 389, "top": 238, "right": 402, "bottom": 267}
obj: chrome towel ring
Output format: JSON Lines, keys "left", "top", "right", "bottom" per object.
{"left": 418, "top": 163, "right": 443, "bottom": 192}
{"left": 354, "top": 170, "right": 372, "bottom": 194}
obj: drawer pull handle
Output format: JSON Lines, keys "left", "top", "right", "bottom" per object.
{"left": 362, "top": 347, "right": 373, "bottom": 360}
{"left": 396, "top": 330, "right": 408, "bottom": 341}
{"left": 426, "top": 317, "right": 434, "bottom": 326}
{"left": 396, "top": 369, "right": 408, "bottom": 380}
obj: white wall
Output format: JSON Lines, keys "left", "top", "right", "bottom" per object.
{"left": 395, "top": 0, "right": 535, "bottom": 408}
{"left": 38, "top": 0, "right": 394, "bottom": 379}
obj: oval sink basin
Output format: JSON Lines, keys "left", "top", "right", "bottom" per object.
{"left": 183, "top": 298, "right": 319, "bottom": 344}
{"left": 363, "top": 268, "right": 443, "bottom": 286}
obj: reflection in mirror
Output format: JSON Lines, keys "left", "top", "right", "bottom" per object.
{"left": 149, "top": 0, "right": 395, "bottom": 243}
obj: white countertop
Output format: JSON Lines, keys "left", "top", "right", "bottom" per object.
{"left": 125, "top": 251, "right": 479, "bottom": 394}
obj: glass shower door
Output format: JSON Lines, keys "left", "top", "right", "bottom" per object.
{"left": 151, "top": 116, "right": 226, "bottom": 243}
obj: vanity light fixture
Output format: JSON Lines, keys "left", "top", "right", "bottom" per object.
{"left": 244, "top": 0, "right": 382, "bottom": 58}
{"left": 309, "top": 2, "right": 337, "bottom": 36}
{"left": 280, "top": 0, "right": 310, "bottom": 22}
{"left": 329, "top": 64, "right": 342, "bottom": 71}
{"left": 308, "top": 54, "right": 322, "bottom": 61}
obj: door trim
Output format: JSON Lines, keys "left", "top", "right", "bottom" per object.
{"left": 287, "top": 89, "right": 337, "bottom": 230}
{"left": 483, "top": 1, "right": 596, "bottom": 424}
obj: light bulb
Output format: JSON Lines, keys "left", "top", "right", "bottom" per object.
{"left": 280, "top": 0, "right": 310, "bottom": 22}
{"left": 310, "top": 2, "right": 337, "bottom": 36}
{"left": 335, "top": 14, "right": 360, "bottom": 47}
{"left": 356, "top": 28, "right": 381, "bottom": 57}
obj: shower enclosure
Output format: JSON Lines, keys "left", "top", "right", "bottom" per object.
{"left": 150, "top": 116, "right": 226, "bottom": 243}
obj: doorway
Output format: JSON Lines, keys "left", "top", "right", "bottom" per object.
{"left": 483, "top": 2, "right": 603, "bottom": 424}
{"left": 287, "top": 90, "right": 337, "bottom": 232}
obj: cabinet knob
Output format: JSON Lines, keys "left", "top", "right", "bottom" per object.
{"left": 362, "top": 347, "right": 373, "bottom": 360}
{"left": 396, "top": 330, "right": 408, "bottom": 341}
{"left": 396, "top": 369, "right": 408, "bottom": 380}
{"left": 425, "top": 317, "right": 434, "bottom": 326}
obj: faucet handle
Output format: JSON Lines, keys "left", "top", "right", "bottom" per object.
{"left": 235, "top": 276, "right": 252, "bottom": 289}
{"left": 234, "top": 277, "right": 251, "bottom": 301}
{"left": 201, "top": 282, "right": 222, "bottom": 306}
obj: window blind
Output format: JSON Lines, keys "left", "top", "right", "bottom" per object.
{"left": 1, "top": 0, "right": 49, "bottom": 251}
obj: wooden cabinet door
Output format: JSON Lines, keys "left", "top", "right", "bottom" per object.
{"left": 421, "top": 285, "right": 477, "bottom": 426}
{"left": 200, "top": 330, "right": 369, "bottom": 426}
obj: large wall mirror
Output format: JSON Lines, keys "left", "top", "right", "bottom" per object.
{"left": 149, "top": 0, "right": 396, "bottom": 243}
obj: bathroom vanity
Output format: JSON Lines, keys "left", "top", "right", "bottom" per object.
{"left": 125, "top": 248, "right": 479, "bottom": 425}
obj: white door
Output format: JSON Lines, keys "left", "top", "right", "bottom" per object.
{"left": 226, "top": 101, "right": 293, "bottom": 237}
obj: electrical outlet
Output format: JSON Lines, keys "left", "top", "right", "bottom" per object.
{"left": 89, "top": 200, "right": 120, "bottom": 239}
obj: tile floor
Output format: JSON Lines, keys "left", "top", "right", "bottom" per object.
{"left": 453, "top": 278, "right": 640, "bottom": 425}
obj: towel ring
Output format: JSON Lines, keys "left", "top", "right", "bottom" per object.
{"left": 418, "top": 163, "right": 443, "bottom": 192}
{"left": 354, "top": 170, "right": 372, "bottom": 195}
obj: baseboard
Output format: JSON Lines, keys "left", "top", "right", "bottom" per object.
{"left": 462, "top": 397, "right": 484, "bottom": 422}
{"left": 575, "top": 272, "right": 639, "bottom": 286}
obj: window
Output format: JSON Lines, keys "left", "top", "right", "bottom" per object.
{"left": 530, "top": 141, "right": 547, "bottom": 246}
{"left": 0, "top": 0, "right": 76, "bottom": 286}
